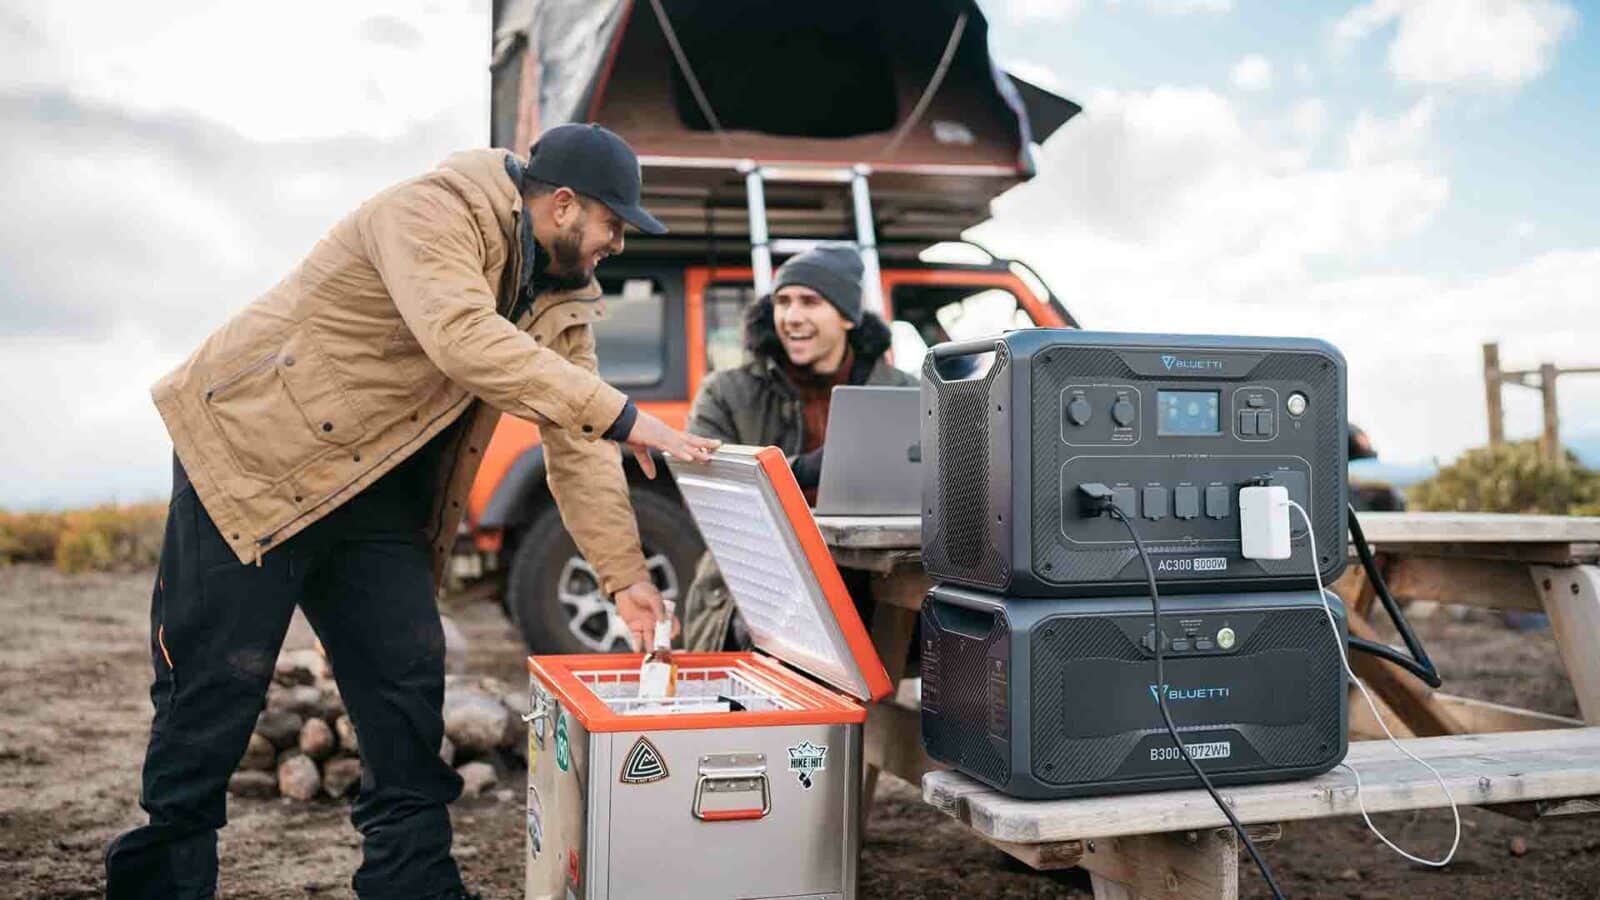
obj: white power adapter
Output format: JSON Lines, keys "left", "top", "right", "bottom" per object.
{"left": 1238, "top": 485, "right": 1291, "bottom": 560}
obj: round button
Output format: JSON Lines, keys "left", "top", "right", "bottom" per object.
{"left": 1111, "top": 399, "right": 1136, "bottom": 427}
{"left": 1216, "top": 626, "right": 1236, "bottom": 650}
{"left": 1286, "top": 393, "right": 1308, "bottom": 416}
{"left": 1066, "top": 396, "right": 1092, "bottom": 426}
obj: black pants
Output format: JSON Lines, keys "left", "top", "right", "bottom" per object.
{"left": 105, "top": 459, "right": 464, "bottom": 899}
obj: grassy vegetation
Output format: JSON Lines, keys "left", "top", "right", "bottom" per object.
{"left": 0, "top": 503, "right": 166, "bottom": 573}
{"left": 1409, "top": 440, "right": 1600, "bottom": 516}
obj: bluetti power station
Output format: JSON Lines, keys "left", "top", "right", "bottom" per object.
{"left": 917, "top": 331, "right": 1353, "bottom": 802}
{"left": 919, "top": 330, "right": 1350, "bottom": 597}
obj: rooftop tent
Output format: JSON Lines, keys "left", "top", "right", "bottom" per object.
{"left": 490, "top": 0, "right": 1081, "bottom": 245}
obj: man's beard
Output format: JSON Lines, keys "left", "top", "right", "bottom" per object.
{"left": 542, "top": 222, "right": 593, "bottom": 291}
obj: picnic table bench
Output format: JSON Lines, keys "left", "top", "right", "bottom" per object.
{"left": 816, "top": 511, "right": 1600, "bottom": 898}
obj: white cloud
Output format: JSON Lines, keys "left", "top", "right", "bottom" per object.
{"left": 1300, "top": 250, "right": 1600, "bottom": 459}
{"left": 1288, "top": 98, "right": 1328, "bottom": 142}
{"left": 1002, "top": 0, "right": 1088, "bottom": 22}
{"left": 1231, "top": 55, "right": 1273, "bottom": 91}
{"left": 1148, "top": 0, "right": 1233, "bottom": 13}
{"left": 1334, "top": 0, "right": 1578, "bottom": 91}
{"left": 1, "top": 1, "right": 486, "bottom": 141}
{"left": 1295, "top": 61, "right": 1314, "bottom": 84}
{"left": 1345, "top": 96, "right": 1437, "bottom": 166}
{"left": 966, "top": 85, "right": 1578, "bottom": 463}
{"left": 1515, "top": 220, "right": 1537, "bottom": 238}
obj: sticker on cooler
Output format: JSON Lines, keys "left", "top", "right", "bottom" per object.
{"left": 555, "top": 712, "right": 570, "bottom": 772}
{"left": 526, "top": 784, "right": 544, "bottom": 859}
{"left": 620, "top": 736, "right": 669, "bottom": 784}
{"left": 787, "top": 741, "right": 827, "bottom": 789}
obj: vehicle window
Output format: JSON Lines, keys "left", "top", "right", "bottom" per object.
{"left": 594, "top": 277, "right": 666, "bottom": 387}
{"left": 703, "top": 283, "right": 760, "bottom": 373}
{"left": 888, "top": 285, "right": 1032, "bottom": 376}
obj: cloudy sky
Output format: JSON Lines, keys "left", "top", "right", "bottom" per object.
{"left": 0, "top": 0, "right": 1595, "bottom": 507}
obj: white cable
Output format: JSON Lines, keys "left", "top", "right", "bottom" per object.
{"left": 1286, "top": 500, "right": 1461, "bottom": 867}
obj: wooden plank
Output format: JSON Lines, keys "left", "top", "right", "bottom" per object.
{"left": 983, "top": 836, "right": 1084, "bottom": 871}
{"left": 1433, "top": 693, "right": 1583, "bottom": 734}
{"left": 864, "top": 699, "right": 940, "bottom": 788}
{"left": 1378, "top": 556, "right": 1545, "bottom": 611}
{"left": 1090, "top": 873, "right": 1140, "bottom": 900}
{"left": 1534, "top": 564, "right": 1600, "bottom": 724}
{"left": 815, "top": 515, "right": 922, "bottom": 549}
{"left": 1072, "top": 826, "right": 1281, "bottom": 900}
{"left": 829, "top": 546, "right": 920, "bottom": 574}
{"left": 1355, "top": 541, "right": 1598, "bottom": 565}
{"left": 1352, "top": 691, "right": 1582, "bottom": 741}
{"left": 922, "top": 727, "right": 1600, "bottom": 844}
{"left": 1346, "top": 612, "right": 1466, "bottom": 737}
{"left": 870, "top": 570, "right": 933, "bottom": 612}
{"left": 818, "top": 512, "right": 1600, "bottom": 556}
{"left": 861, "top": 599, "right": 922, "bottom": 825}
{"left": 1355, "top": 512, "right": 1600, "bottom": 545}
{"left": 1331, "top": 560, "right": 1382, "bottom": 621}
{"left": 1484, "top": 794, "right": 1600, "bottom": 822}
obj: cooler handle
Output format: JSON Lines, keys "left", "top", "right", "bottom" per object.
{"left": 692, "top": 753, "right": 770, "bottom": 822}
{"left": 692, "top": 774, "right": 770, "bottom": 821}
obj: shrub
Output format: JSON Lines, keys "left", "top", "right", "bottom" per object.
{"left": 0, "top": 503, "right": 165, "bottom": 572}
{"left": 55, "top": 503, "right": 167, "bottom": 573}
{"left": 1408, "top": 441, "right": 1600, "bottom": 515}
{"left": 0, "top": 511, "right": 66, "bottom": 566}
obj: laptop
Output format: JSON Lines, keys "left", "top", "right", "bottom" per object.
{"left": 812, "top": 386, "right": 923, "bottom": 516}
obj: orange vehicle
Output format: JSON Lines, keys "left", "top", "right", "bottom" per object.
{"left": 478, "top": 0, "right": 1083, "bottom": 652}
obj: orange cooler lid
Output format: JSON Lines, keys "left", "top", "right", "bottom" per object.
{"left": 667, "top": 446, "right": 894, "bottom": 703}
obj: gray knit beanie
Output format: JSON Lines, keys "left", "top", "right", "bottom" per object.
{"left": 772, "top": 245, "right": 864, "bottom": 324}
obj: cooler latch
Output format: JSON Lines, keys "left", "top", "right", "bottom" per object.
{"left": 692, "top": 753, "right": 771, "bottom": 822}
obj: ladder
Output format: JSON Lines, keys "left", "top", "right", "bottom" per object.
{"left": 738, "top": 161, "right": 886, "bottom": 317}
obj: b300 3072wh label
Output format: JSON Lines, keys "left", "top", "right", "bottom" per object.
{"left": 1151, "top": 741, "right": 1232, "bottom": 762}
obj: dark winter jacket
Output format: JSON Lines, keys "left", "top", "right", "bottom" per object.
{"left": 687, "top": 296, "right": 916, "bottom": 453}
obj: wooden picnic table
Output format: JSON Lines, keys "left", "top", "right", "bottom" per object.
{"left": 816, "top": 511, "right": 1600, "bottom": 898}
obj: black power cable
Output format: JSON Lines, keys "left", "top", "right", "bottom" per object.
{"left": 1077, "top": 483, "right": 1286, "bottom": 900}
{"left": 1344, "top": 503, "right": 1442, "bottom": 688}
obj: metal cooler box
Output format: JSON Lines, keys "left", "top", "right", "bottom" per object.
{"left": 524, "top": 446, "right": 894, "bottom": 900}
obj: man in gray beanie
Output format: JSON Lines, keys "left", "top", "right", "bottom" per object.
{"left": 679, "top": 244, "right": 917, "bottom": 650}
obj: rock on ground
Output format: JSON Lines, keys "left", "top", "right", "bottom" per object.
{"left": 256, "top": 710, "right": 304, "bottom": 750}
{"left": 239, "top": 732, "right": 277, "bottom": 771}
{"left": 443, "top": 687, "right": 512, "bottom": 756}
{"left": 277, "top": 753, "right": 321, "bottom": 801}
{"left": 457, "top": 761, "right": 498, "bottom": 799}
{"left": 335, "top": 714, "right": 360, "bottom": 755}
{"left": 322, "top": 757, "right": 363, "bottom": 800}
{"left": 228, "top": 770, "right": 278, "bottom": 799}
{"left": 298, "top": 717, "right": 335, "bottom": 761}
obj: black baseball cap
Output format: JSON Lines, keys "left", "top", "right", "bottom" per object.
{"left": 526, "top": 123, "right": 666, "bottom": 235}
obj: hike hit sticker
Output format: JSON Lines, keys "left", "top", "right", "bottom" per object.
{"left": 787, "top": 741, "right": 827, "bottom": 789}
{"left": 619, "top": 736, "right": 669, "bottom": 784}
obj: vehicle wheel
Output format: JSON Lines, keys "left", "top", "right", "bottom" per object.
{"left": 506, "top": 489, "right": 704, "bottom": 654}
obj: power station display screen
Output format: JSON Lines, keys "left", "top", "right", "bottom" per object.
{"left": 1157, "top": 390, "right": 1221, "bottom": 436}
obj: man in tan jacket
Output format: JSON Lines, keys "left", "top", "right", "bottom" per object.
{"left": 105, "top": 124, "right": 716, "bottom": 900}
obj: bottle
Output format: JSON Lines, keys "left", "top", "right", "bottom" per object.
{"left": 637, "top": 600, "right": 677, "bottom": 699}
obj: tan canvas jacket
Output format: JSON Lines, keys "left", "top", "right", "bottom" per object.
{"left": 151, "top": 149, "right": 649, "bottom": 592}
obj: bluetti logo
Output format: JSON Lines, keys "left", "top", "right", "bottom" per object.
{"left": 1161, "top": 354, "right": 1226, "bottom": 372}
{"left": 1149, "top": 683, "right": 1231, "bottom": 702}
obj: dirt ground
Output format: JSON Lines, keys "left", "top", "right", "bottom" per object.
{"left": 1, "top": 564, "right": 1596, "bottom": 899}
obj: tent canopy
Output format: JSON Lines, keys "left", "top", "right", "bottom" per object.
{"left": 491, "top": 0, "right": 1081, "bottom": 246}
